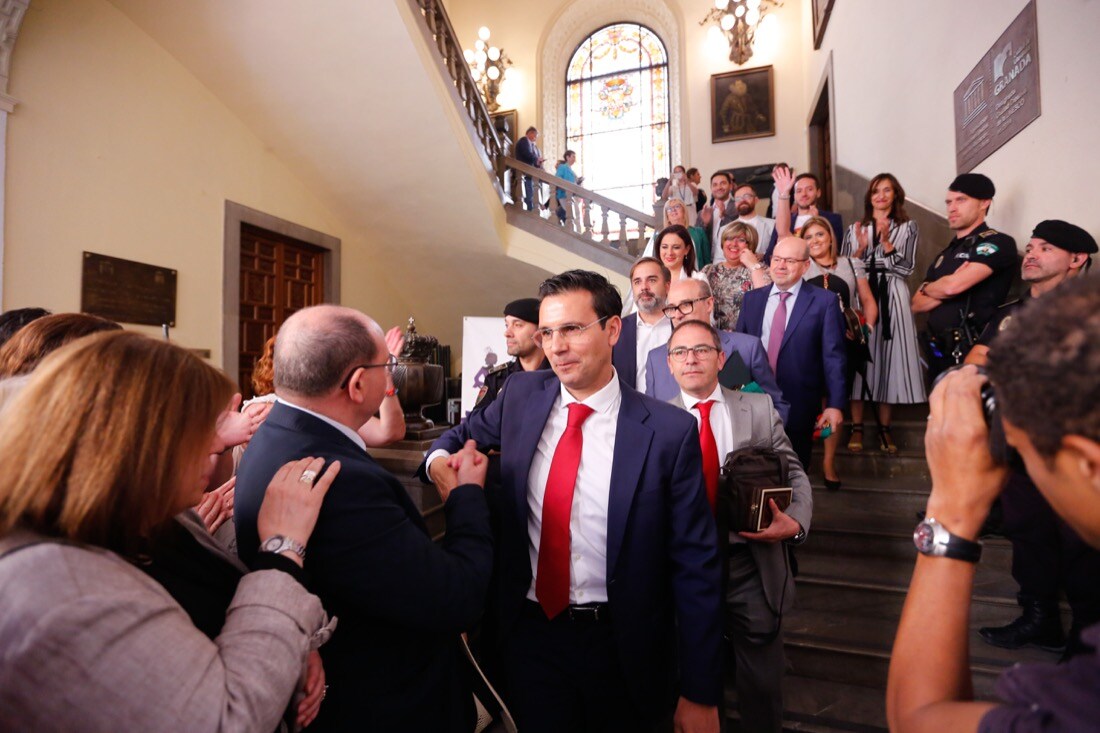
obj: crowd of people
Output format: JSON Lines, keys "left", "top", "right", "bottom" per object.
{"left": 0, "top": 153, "right": 1096, "bottom": 733}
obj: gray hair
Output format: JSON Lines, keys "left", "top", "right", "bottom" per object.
{"left": 274, "top": 313, "right": 377, "bottom": 397}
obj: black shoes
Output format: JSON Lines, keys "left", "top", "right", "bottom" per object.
{"left": 979, "top": 597, "right": 1066, "bottom": 652}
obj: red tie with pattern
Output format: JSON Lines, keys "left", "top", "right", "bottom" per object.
{"left": 536, "top": 402, "right": 595, "bottom": 619}
{"left": 694, "top": 400, "right": 719, "bottom": 514}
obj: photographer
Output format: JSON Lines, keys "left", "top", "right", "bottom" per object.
{"left": 886, "top": 277, "right": 1100, "bottom": 732}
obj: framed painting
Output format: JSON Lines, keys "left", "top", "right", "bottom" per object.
{"left": 813, "top": 0, "right": 836, "bottom": 49}
{"left": 490, "top": 109, "right": 518, "bottom": 153}
{"left": 711, "top": 66, "right": 775, "bottom": 143}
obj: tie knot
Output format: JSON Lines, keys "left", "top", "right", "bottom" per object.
{"left": 778, "top": 291, "right": 791, "bottom": 302}
{"left": 566, "top": 402, "right": 595, "bottom": 428}
{"left": 694, "top": 400, "right": 715, "bottom": 418}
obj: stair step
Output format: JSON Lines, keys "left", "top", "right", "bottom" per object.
{"left": 809, "top": 450, "right": 930, "bottom": 484}
{"left": 799, "top": 527, "right": 1013, "bottom": 573}
{"left": 725, "top": 675, "right": 888, "bottom": 732}
{"left": 809, "top": 484, "right": 930, "bottom": 534}
{"left": 838, "top": 420, "right": 927, "bottom": 452}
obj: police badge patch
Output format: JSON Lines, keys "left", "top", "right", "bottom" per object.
{"left": 975, "top": 243, "right": 999, "bottom": 256}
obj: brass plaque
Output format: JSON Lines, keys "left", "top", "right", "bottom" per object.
{"left": 81, "top": 252, "right": 177, "bottom": 327}
{"left": 954, "top": 0, "right": 1041, "bottom": 174}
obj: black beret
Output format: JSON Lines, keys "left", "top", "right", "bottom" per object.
{"left": 503, "top": 297, "right": 541, "bottom": 325}
{"left": 948, "top": 173, "right": 996, "bottom": 199}
{"left": 1031, "top": 220, "right": 1098, "bottom": 254}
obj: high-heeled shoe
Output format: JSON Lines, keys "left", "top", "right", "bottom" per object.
{"left": 824, "top": 478, "right": 842, "bottom": 491}
{"left": 879, "top": 425, "right": 898, "bottom": 454}
{"left": 847, "top": 424, "right": 864, "bottom": 452}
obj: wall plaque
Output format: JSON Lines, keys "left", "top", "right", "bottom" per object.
{"left": 81, "top": 252, "right": 177, "bottom": 327}
{"left": 954, "top": 0, "right": 1040, "bottom": 173}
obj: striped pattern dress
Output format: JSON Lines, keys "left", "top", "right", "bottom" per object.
{"left": 843, "top": 219, "right": 927, "bottom": 404}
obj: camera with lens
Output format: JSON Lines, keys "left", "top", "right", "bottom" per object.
{"left": 932, "top": 365, "right": 1012, "bottom": 465}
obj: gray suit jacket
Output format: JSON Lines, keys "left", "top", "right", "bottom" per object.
{"left": 670, "top": 386, "right": 811, "bottom": 614}
{"left": 0, "top": 529, "right": 329, "bottom": 733}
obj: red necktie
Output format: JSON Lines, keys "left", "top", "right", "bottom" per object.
{"left": 536, "top": 402, "right": 595, "bottom": 619}
{"left": 694, "top": 400, "right": 719, "bottom": 515}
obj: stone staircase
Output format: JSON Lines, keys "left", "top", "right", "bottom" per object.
{"left": 371, "top": 412, "right": 1063, "bottom": 732}
{"left": 728, "top": 411, "right": 1063, "bottom": 732}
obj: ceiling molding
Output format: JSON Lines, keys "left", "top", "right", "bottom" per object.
{"left": 0, "top": 0, "right": 30, "bottom": 105}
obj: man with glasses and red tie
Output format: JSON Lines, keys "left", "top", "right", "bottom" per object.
{"left": 235, "top": 305, "right": 495, "bottom": 733}
{"left": 425, "top": 270, "right": 723, "bottom": 733}
{"left": 735, "top": 236, "right": 847, "bottom": 469}
{"left": 666, "top": 317, "right": 811, "bottom": 733}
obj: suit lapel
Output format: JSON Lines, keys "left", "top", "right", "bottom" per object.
{"left": 780, "top": 286, "right": 814, "bottom": 352}
{"left": 749, "top": 289, "right": 768, "bottom": 337}
{"left": 511, "top": 378, "right": 561, "bottom": 529}
{"left": 606, "top": 386, "right": 653, "bottom": 578}
{"left": 721, "top": 387, "right": 753, "bottom": 448}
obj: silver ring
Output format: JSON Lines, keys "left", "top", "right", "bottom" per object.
{"left": 300, "top": 469, "right": 318, "bottom": 484}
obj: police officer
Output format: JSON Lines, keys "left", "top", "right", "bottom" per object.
{"left": 470, "top": 297, "right": 549, "bottom": 415}
{"left": 967, "top": 220, "right": 1100, "bottom": 658}
{"left": 911, "top": 173, "right": 1018, "bottom": 380}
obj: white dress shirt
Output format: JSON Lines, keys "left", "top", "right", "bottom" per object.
{"left": 760, "top": 279, "right": 803, "bottom": 350}
{"left": 277, "top": 397, "right": 367, "bottom": 452}
{"left": 524, "top": 372, "right": 621, "bottom": 604}
{"left": 634, "top": 315, "right": 671, "bottom": 389}
{"left": 680, "top": 383, "right": 747, "bottom": 545}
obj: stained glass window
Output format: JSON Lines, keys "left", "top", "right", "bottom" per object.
{"left": 566, "top": 23, "right": 670, "bottom": 217}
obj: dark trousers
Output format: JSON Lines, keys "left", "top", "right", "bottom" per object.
{"left": 502, "top": 601, "right": 672, "bottom": 733}
{"left": 523, "top": 176, "right": 535, "bottom": 211}
{"left": 725, "top": 547, "right": 784, "bottom": 733}
{"left": 1002, "top": 471, "right": 1100, "bottom": 641}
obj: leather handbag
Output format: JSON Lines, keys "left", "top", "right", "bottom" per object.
{"left": 719, "top": 447, "right": 791, "bottom": 533}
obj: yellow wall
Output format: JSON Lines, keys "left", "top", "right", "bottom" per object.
{"left": 6, "top": 0, "right": 410, "bottom": 372}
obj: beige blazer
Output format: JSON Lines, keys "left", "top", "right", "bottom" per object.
{"left": 670, "top": 386, "right": 812, "bottom": 614}
{"left": 0, "top": 528, "right": 329, "bottom": 733}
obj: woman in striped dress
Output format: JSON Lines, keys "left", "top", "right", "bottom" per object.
{"left": 841, "top": 173, "right": 927, "bottom": 453}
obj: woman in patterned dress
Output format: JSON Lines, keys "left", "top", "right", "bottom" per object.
{"left": 702, "top": 221, "right": 771, "bottom": 331}
{"left": 841, "top": 173, "right": 927, "bottom": 453}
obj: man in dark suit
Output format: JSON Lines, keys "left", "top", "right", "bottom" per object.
{"left": 735, "top": 237, "right": 847, "bottom": 468}
{"left": 425, "top": 270, "right": 722, "bottom": 733}
{"left": 666, "top": 318, "right": 811, "bottom": 733}
{"left": 235, "top": 305, "right": 493, "bottom": 733}
{"left": 645, "top": 277, "right": 789, "bottom": 423}
{"left": 611, "top": 256, "right": 671, "bottom": 390}
{"left": 763, "top": 168, "right": 844, "bottom": 262}
{"left": 515, "top": 126, "right": 546, "bottom": 211}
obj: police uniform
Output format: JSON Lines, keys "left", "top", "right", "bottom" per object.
{"left": 978, "top": 219, "right": 1100, "bottom": 658}
{"left": 921, "top": 174, "right": 1018, "bottom": 380}
{"left": 470, "top": 356, "right": 550, "bottom": 417}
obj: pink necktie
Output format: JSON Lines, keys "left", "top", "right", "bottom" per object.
{"left": 536, "top": 402, "right": 595, "bottom": 619}
{"left": 766, "top": 291, "right": 791, "bottom": 373}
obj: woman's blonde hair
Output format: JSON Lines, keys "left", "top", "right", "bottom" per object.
{"left": 0, "top": 313, "right": 121, "bottom": 378}
{"left": 0, "top": 331, "right": 234, "bottom": 554}
{"left": 662, "top": 198, "right": 688, "bottom": 228}
{"left": 800, "top": 216, "right": 838, "bottom": 259}
{"left": 718, "top": 221, "right": 760, "bottom": 253}
{"left": 251, "top": 335, "right": 277, "bottom": 396}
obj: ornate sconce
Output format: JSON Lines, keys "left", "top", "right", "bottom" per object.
{"left": 701, "top": 0, "right": 781, "bottom": 66}
{"left": 463, "top": 26, "right": 513, "bottom": 112}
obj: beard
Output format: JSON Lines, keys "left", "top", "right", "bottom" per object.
{"left": 636, "top": 290, "right": 660, "bottom": 313}
{"left": 737, "top": 201, "right": 755, "bottom": 217}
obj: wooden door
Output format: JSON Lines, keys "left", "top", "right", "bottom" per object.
{"left": 808, "top": 80, "right": 834, "bottom": 211}
{"left": 238, "top": 224, "right": 325, "bottom": 398}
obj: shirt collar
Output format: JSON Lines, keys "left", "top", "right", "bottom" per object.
{"left": 559, "top": 370, "right": 621, "bottom": 416}
{"left": 276, "top": 397, "right": 367, "bottom": 452}
{"left": 681, "top": 382, "right": 724, "bottom": 411}
{"left": 770, "top": 278, "right": 803, "bottom": 297}
{"left": 636, "top": 314, "right": 670, "bottom": 331}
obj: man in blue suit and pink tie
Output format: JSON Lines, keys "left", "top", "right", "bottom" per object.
{"left": 735, "top": 236, "right": 847, "bottom": 469}
{"left": 425, "top": 270, "right": 722, "bottom": 733}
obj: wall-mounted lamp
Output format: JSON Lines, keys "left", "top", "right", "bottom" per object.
{"left": 463, "top": 26, "right": 513, "bottom": 112}
{"left": 700, "top": 0, "right": 781, "bottom": 65}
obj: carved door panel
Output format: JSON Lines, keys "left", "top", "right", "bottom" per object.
{"left": 238, "top": 224, "right": 325, "bottom": 398}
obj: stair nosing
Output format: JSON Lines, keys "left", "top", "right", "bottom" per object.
{"left": 784, "top": 633, "right": 1006, "bottom": 676}
{"left": 794, "top": 573, "right": 1020, "bottom": 607}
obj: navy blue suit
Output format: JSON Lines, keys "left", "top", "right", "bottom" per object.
{"left": 735, "top": 282, "right": 847, "bottom": 467}
{"left": 610, "top": 313, "right": 640, "bottom": 390}
{"left": 764, "top": 211, "right": 844, "bottom": 262}
{"left": 644, "top": 328, "right": 790, "bottom": 424}
{"left": 427, "top": 371, "right": 722, "bottom": 722}
{"left": 235, "top": 402, "right": 493, "bottom": 733}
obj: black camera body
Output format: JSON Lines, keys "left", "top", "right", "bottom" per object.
{"left": 932, "top": 365, "right": 1010, "bottom": 465}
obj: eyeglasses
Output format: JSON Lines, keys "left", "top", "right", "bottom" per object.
{"left": 661, "top": 296, "right": 709, "bottom": 318}
{"left": 534, "top": 316, "right": 609, "bottom": 346}
{"left": 771, "top": 256, "right": 808, "bottom": 265}
{"left": 339, "top": 353, "right": 398, "bottom": 389}
{"left": 733, "top": 194, "right": 756, "bottom": 202}
{"left": 723, "top": 236, "right": 749, "bottom": 245}
{"left": 669, "top": 345, "right": 721, "bottom": 362}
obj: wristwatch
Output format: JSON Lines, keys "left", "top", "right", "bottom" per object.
{"left": 259, "top": 535, "right": 307, "bottom": 561}
{"left": 750, "top": 262, "right": 765, "bottom": 271}
{"left": 913, "top": 517, "right": 982, "bottom": 563}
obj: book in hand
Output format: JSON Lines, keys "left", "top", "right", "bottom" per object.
{"left": 748, "top": 487, "right": 793, "bottom": 532}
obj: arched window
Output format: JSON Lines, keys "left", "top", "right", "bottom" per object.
{"left": 566, "top": 23, "right": 670, "bottom": 214}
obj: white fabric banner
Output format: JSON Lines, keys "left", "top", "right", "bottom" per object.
{"left": 461, "top": 316, "right": 508, "bottom": 418}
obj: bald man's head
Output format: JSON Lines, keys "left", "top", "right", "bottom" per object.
{"left": 770, "top": 237, "right": 811, "bottom": 289}
{"left": 666, "top": 278, "right": 713, "bottom": 326}
{"left": 274, "top": 305, "right": 381, "bottom": 397}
